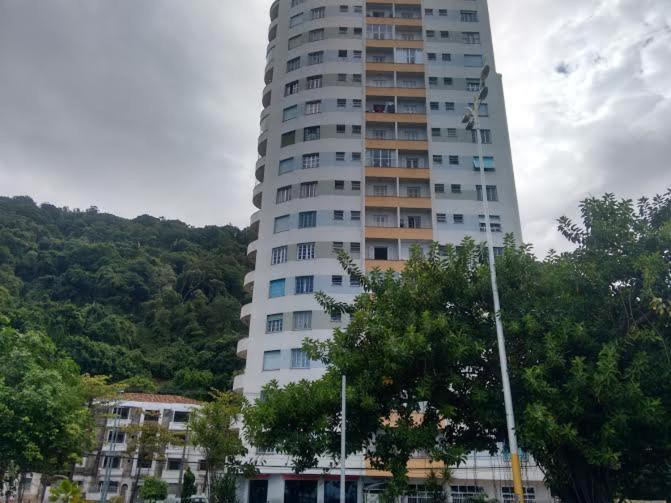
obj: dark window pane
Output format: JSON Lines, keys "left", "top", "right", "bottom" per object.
{"left": 324, "top": 481, "right": 357, "bottom": 503}
{"left": 284, "top": 480, "right": 318, "bottom": 503}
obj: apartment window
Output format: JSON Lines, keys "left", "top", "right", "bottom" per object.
{"left": 287, "top": 57, "right": 301, "bottom": 72}
{"left": 440, "top": 31, "right": 450, "bottom": 39}
{"left": 167, "top": 459, "right": 182, "bottom": 471}
{"left": 102, "top": 456, "right": 121, "bottom": 469}
{"left": 269, "top": 279, "right": 286, "bottom": 298}
{"left": 449, "top": 155, "right": 459, "bottom": 165}
{"left": 426, "top": 30, "right": 435, "bottom": 38}
{"left": 431, "top": 128, "right": 441, "bottom": 137}
{"left": 308, "top": 29, "right": 324, "bottom": 42}
{"left": 350, "top": 242, "right": 361, "bottom": 254}
{"left": 274, "top": 215, "right": 290, "bottom": 233}
{"left": 435, "top": 184, "right": 445, "bottom": 194}
{"left": 263, "top": 350, "right": 281, "bottom": 371}
{"left": 112, "top": 406, "right": 130, "bottom": 419}
{"left": 428, "top": 77, "right": 438, "bottom": 86}
{"left": 464, "top": 54, "right": 484, "bottom": 67}
{"left": 330, "top": 312, "right": 342, "bottom": 322}
{"left": 437, "top": 213, "right": 447, "bottom": 223}
{"left": 352, "top": 99, "right": 362, "bottom": 109}
{"left": 351, "top": 181, "right": 361, "bottom": 191}
{"left": 352, "top": 125, "right": 361, "bottom": 135}
{"left": 339, "top": 26, "right": 348, "bottom": 35}
{"left": 332, "top": 275, "right": 343, "bottom": 286}
{"left": 336, "top": 124, "right": 346, "bottom": 133}
{"left": 283, "top": 105, "right": 298, "bottom": 122}
{"left": 307, "top": 75, "right": 323, "bottom": 89}
{"left": 305, "top": 100, "right": 321, "bottom": 114}
{"left": 451, "top": 184, "right": 462, "bottom": 194}
{"left": 144, "top": 410, "right": 159, "bottom": 422}
{"left": 289, "top": 35, "right": 303, "bottom": 50}
{"left": 354, "top": 5, "right": 362, "bottom": 13}
{"left": 472, "top": 129, "right": 492, "bottom": 144}
{"left": 293, "top": 311, "right": 312, "bottom": 330}
{"left": 308, "top": 51, "right": 324, "bottom": 65}
{"left": 311, "top": 7, "right": 326, "bottom": 19}
{"left": 289, "top": 13, "right": 303, "bottom": 27}
{"left": 502, "top": 487, "right": 536, "bottom": 503}
{"left": 335, "top": 180, "right": 345, "bottom": 190}
{"left": 173, "top": 411, "right": 190, "bottom": 423}
{"left": 367, "top": 148, "right": 394, "bottom": 167}
{"left": 138, "top": 457, "right": 152, "bottom": 469}
{"left": 352, "top": 152, "right": 361, "bottom": 161}
{"left": 442, "top": 53, "right": 452, "bottom": 62}
{"left": 349, "top": 276, "right": 361, "bottom": 287}
{"left": 463, "top": 32, "right": 481, "bottom": 44}
{"left": 351, "top": 211, "right": 361, "bottom": 221}
{"left": 480, "top": 221, "right": 502, "bottom": 232}
{"left": 353, "top": 50, "right": 362, "bottom": 60}
{"left": 334, "top": 210, "right": 344, "bottom": 221}
{"left": 427, "top": 53, "right": 436, "bottom": 61}
{"left": 298, "top": 211, "right": 317, "bottom": 228}
{"left": 337, "top": 98, "right": 347, "bottom": 108}
{"left": 339, "top": 4, "right": 349, "bottom": 12}
{"left": 476, "top": 185, "right": 499, "bottom": 201}
{"left": 439, "top": 9, "right": 447, "bottom": 16}
{"left": 338, "top": 49, "right": 348, "bottom": 59}
{"left": 285, "top": 80, "right": 300, "bottom": 96}
{"left": 266, "top": 314, "right": 284, "bottom": 333}
{"left": 300, "top": 181, "right": 318, "bottom": 198}
{"left": 332, "top": 241, "right": 344, "bottom": 252}
{"left": 271, "top": 245, "right": 288, "bottom": 265}
{"left": 281, "top": 131, "right": 296, "bottom": 147}
{"left": 353, "top": 73, "right": 362, "bottom": 82}
{"left": 445, "top": 102, "right": 455, "bottom": 111}
{"left": 304, "top": 126, "right": 320, "bottom": 141}
{"left": 466, "top": 79, "right": 481, "bottom": 91}
{"left": 433, "top": 155, "right": 443, "bottom": 165}
{"left": 276, "top": 185, "right": 292, "bottom": 204}
{"left": 443, "top": 77, "right": 453, "bottom": 85}
{"left": 460, "top": 10, "right": 479, "bottom": 22}
{"left": 473, "top": 156, "right": 495, "bottom": 171}
{"left": 302, "top": 153, "right": 320, "bottom": 169}
{"left": 336, "top": 151, "right": 346, "bottom": 161}
{"left": 338, "top": 73, "right": 347, "bottom": 81}
{"left": 297, "top": 242, "right": 315, "bottom": 260}
{"left": 430, "top": 101, "right": 439, "bottom": 110}
{"left": 447, "top": 128, "right": 457, "bottom": 138}
{"left": 291, "top": 349, "right": 310, "bottom": 369}
{"left": 107, "top": 431, "right": 126, "bottom": 443}
{"left": 453, "top": 214, "right": 464, "bottom": 224}
{"left": 295, "top": 275, "right": 314, "bottom": 294}
{"left": 424, "top": 8, "right": 433, "bottom": 15}
{"left": 451, "top": 486, "right": 485, "bottom": 503}
{"left": 279, "top": 157, "right": 294, "bottom": 175}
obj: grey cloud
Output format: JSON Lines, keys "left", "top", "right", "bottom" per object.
{"left": 0, "top": 0, "right": 670, "bottom": 256}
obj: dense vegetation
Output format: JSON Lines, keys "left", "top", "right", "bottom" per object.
{"left": 0, "top": 196, "right": 252, "bottom": 397}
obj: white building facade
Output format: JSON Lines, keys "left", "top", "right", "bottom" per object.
{"left": 238, "top": 0, "right": 547, "bottom": 501}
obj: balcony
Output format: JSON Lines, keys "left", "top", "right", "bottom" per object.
{"left": 365, "top": 195, "right": 432, "bottom": 209}
{"left": 236, "top": 337, "right": 249, "bottom": 359}
{"left": 240, "top": 303, "right": 252, "bottom": 324}
{"left": 249, "top": 209, "right": 261, "bottom": 234}
{"left": 366, "top": 111, "right": 426, "bottom": 124}
{"left": 366, "top": 259, "right": 407, "bottom": 272}
{"left": 243, "top": 270, "right": 255, "bottom": 293}
{"left": 252, "top": 183, "right": 262, "bottom": 209}
{"left": 365, "top": 166, "right": 430, "bottom": 179}
{"left": 247, "top": 239, "right": 258, "bottom": 261}
{"left": 232, "top": 373, "right": 245, "bottom": 393}
{"left": 365, "top": 226, "right": 433, "bottom": 240}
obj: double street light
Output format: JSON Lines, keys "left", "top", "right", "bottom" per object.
{"left": 462, "top": 65, "right": 525, "bottom": 503}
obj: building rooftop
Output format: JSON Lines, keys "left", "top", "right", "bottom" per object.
{"left": 119, "top": 392, "right": 202, "bottom": 405}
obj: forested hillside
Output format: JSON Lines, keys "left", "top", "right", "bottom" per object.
{"left": 0, "top": 196, "right": 252, "bottom": 398}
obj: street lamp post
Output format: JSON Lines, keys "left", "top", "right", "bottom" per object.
{"left": 462, "top": 64, "right": 525, "bottom": 503}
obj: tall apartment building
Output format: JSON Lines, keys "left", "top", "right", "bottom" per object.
{"left": 236, "top": 1, "right": 544, "bottom": 501}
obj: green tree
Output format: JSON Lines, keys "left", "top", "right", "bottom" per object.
{"left": 189, "top": 391, "right": 251, "bottom": 503}
{"left": 0, "top": 323, "right": 93, "bottom": 483}
{"left": 180, "top": 467, "right": 197, "bottom": 503}
{"left": 139, "top": 477, "right": 167, "bottom": 503}
{"left": 49, "top": 480, "right": 84, "bottom": 503}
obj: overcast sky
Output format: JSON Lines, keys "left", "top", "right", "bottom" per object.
{"left": 0, "top": 0, "right": 669, "bottom": 255}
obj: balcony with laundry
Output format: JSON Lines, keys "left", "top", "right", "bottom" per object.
{"left": 365, "top": 177, "right": 431, "bottom": 209}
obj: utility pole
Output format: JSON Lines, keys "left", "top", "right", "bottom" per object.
{"left": 340, "top": 375, "right": 346, "bottom": 503}
{"left": 462, "top": 64, "right": 525, "bottom": 503}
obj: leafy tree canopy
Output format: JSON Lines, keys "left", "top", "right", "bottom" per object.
{"left": 0, "top": 196, "right": 252, "bottom": 398}
{"left": 244, "top": 191, "right": 671, "bottom": 502}
{"left": 140, "top": 477, "right": 168, "bottom": 503}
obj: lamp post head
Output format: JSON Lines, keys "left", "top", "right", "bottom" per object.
{"left": 478, "top": 86, "right": 489, "bottom": 101}
{"left": 480, "top": 64, "right": 490, "bottom": 82}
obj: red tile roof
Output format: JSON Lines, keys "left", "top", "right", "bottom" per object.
{"left": 119, "top": 393, "right": 202, "bottom": 405}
